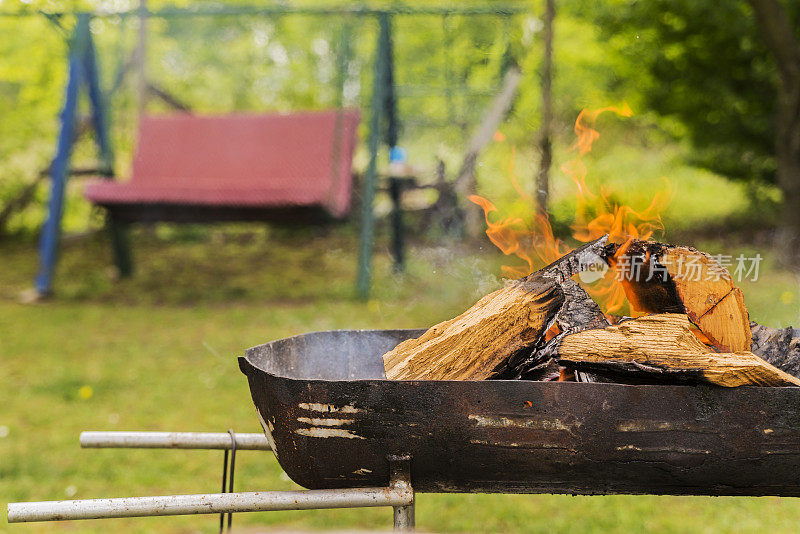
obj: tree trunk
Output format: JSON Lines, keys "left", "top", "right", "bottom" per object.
{"left": 536, "top": 0, "right": 555, "bottom": 213}
{"left": 774, "top": 79, "right": 800, "bottom": 265}
{"left": 747, "top": 0, "right": 800, "bottom": 265}
{"left": 455, "top": 67, "right": 522, "bottom": 238}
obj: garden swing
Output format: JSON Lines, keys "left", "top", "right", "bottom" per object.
{"left": 34, "top": 10, "right": 362, "bottom": 297}
{"left": 32, "top": 5, "right": 526, "bottom": 299}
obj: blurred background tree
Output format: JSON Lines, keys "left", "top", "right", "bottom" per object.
{"left": 590, "top": 0, "right": 800, "bottom": 262}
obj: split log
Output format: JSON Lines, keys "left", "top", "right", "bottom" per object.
{"left": 382, "top": 277, "right": 562, "bottom": 380}
{"left": 751, "top": 321, "right": 800, "bottom": 378}
{"left": 604, "top": 240, "right": 751, "bottom": 352}
{"left": 556, "top": 313, "right": 800, "bottom": 387}
{"left": 383, "top": 236, "right": 608, "bottom": 380}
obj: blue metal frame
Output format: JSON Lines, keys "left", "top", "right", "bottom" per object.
{"left": 83, "top": 29, "right": 114, "bottom": 176}
{"left": 35, "top": 13, "right": 128, "bottom": 295}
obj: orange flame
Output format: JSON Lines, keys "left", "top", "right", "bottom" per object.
{"left": 471, "top": 106, "right": 672, "bottom": 315}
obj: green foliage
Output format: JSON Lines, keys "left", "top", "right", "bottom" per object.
{"left": 588, "top": 0, "right": 795, "bottom": 185}
{"left": 0, "top": 14, "right": 66, "bottom": 153}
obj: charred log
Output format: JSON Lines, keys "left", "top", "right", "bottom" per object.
{"left": 751, "top": 321, "right": 800, "bottom": 378}
{"left": 490, "top": 277, "right": 609, "bottom": 381}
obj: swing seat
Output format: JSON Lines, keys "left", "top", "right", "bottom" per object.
{"left": 84, "top": 109, "right": 360, "bottom": 223}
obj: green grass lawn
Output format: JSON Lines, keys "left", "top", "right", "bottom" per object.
{"left": 2, "top": 224, "right": 800, "bottom": 533}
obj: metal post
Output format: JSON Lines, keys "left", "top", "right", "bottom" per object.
{"left": 83, "top": 39, "right": 113, "bottom": 177}
{"left": 389, "top": 455, "right": 414, "bottom": 532}
{"left": 34, "top": 14, "right": 89, "bottom": 296}
{"left": 107, "top": 218, "right": 133, "bottom": 277}
{"left": 389, "top": 177, "right": 406, "bottom": 272}
{"left": 7, "top": 487, "right": 413, "bottom": 523}
{"left": 356, "top": 13, "right": 392, "bottom": 299}
{"left": 82, "top": 25, "right": 133, "bottom": 278}
{"left": 381, "top": 15, "right": 398, "bottom": 150}
{"left": 79, "top": 431, "right": 271, "bottom": 450}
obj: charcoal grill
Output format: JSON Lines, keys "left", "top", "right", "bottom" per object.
{"left": 242, "top": 329, "right": 800, "bottom": 495}
{"left": 9, "top": 329, "right": 800, "bottom": 531}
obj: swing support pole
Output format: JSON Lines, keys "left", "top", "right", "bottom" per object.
{"left": 356, "top": 12, "right": 398, "bottom": 300}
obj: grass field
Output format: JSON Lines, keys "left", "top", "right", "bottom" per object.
{"left": 2, "top": 219, "right": 800, "bottom": 533}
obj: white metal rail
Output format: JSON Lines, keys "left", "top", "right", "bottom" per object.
{"left": 7, "top": 488, "right": 413, "bottom": 522}
{"left": 79, "top": 431, "right": 271, "bottom": 450}
{"left": 6, "top": 431, "right": 416, "bottom": 532}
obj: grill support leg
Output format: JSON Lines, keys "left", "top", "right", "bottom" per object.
{"left": 389, "top": 455, "right": 415, "bottom": 532}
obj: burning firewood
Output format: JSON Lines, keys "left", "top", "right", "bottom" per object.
{"left": 555, "top": 313, "right": 800, "bottom": 387}
{"left": 604, "top": 240, "right": 751, "bottom": 353}
{"left": 383, "top": 231, "right": 794, "bottom": 388}
{"left": 382, "top": 237, "right": 608, "bottom": 380}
